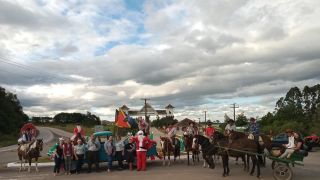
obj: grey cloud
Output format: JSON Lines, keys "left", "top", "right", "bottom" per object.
{"left": 0, "top": 1, "right": 69, "bottom": 30}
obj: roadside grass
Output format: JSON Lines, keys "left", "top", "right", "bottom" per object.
{"left": 0, "top": 135, "right": 18, "bottom": 148}
{"left": 38, "top": 156, "right": 52, "bottom": 163}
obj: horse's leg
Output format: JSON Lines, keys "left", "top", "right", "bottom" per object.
{"left": 246, "top": 154, "right": 250, "bottom": 172}
{"left": 197, "top": 151, "right": 200, "bottom": 162}
{"left": 187, "top": 150, "right": 190, "bottom": 165}
{"left": 28, "top": 158, "right": 31, "bottom": 173}
{"left": 226, "top": 155, "right": 230, "bottom": 176}
{"left": 257, "top": 156, "right": 261, "bottom": 178}
{"left": 235, "top": 156, "right": 239, "bottom": 165}
{"left": 242, "top": 155, "right": 246, "bottom": 171}
{"left": 19, "top": 156, "right": 22, "bottom": 172}
{"left": 222, "top": 154, "right": 227, "bottom": 177}
{"left": 250, "top": 155, "right": 256, "bottom": 176}
{"left": 203, "top": 155, "right": 207, "bottom": 168}
{"left": 35, "top": 157, "right": 39, "bottom": 172}
{"left": 162, "top": 151, "right": 166, "bottom": 166}
{"left": 192, "top": 152, "right": 195, "bottom": 165}
{"left": 168, "top": 150, "right": 171, "bottom": 166}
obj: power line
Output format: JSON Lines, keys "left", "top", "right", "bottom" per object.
{"left": 0, "top": 55, "right": 74, "bottom": 82}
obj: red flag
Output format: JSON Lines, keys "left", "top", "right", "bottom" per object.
{"left": 115, "top": 109, "right": 130, "bottom": 128}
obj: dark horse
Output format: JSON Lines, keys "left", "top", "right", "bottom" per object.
{"left": 229, "top": 131, "right": 273, "bottom": 167}
{"left": 160, "top": 136, "right": 181, "bottom": 166}
{"left": 18, "top": 139, "right": 43, "bottom": 172}
{"left": 184, "top": 135, "right": 200, "bottom": 165}
{"left": 227, "top": 131, "right": 261, "bottom": 178}
{"left": 194, "top": 132, "right": 260, "bottom": 177}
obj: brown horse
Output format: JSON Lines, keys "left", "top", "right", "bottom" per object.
{"left": 18, "top": 139, "right": 43, "bottom": 172}
{"left": 228, "top": 131, "right": 261, "bottom": 178}
{"left": 160, "top": 136, "right": 181, "bottom": 166}
{"left": 229, "top": 131, "right": 273, "bottom": 167}
{"left": 184, "top": 135, "right": 200, "bottom": 165}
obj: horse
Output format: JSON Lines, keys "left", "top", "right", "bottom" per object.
{"left": 229, "top": 131, "right": 273, "bottom": 167}
{"left": 18, "top": 139, "right": 43, "bottom": 172}
{"left": 184, "top": 134, "right": 201, "bottom": 165}
{"left": 159, "top": 136, "right": 181, "bottom": 166}
{"left": 227, "top": 131, "right": 261, "bottom": 178}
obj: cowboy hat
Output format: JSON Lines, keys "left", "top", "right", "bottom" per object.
{"left": 207, "top": 120, "right": 213, "bottom": 125}
{"left": 228, "top": 119, "right": 235, "bottom": 123}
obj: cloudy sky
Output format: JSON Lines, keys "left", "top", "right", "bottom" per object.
{"left": 1, "top": 0, "right": 320, "bottom": 121}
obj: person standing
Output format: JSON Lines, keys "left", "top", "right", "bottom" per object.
{"left": 130, "top": 130, "right": 153, "bottom": 171}
{"left": 86, "top": 134, "right": 100, "bottom": 173}
{"left": 124, "top": 139, "right": 136, "bottom": 171}
{"left": 53, "top": 138, "right": 64, "bottom": 176}
{"left": 115, "top": 136, "right": 125, "bottom": 170}
{"left": 74, "top": 139, "right": 85, "bottom": 174}
{"left": 63, "top": 138, "right": 74, "bottom": 175}
{"left": 104, "top": 136, "right": 115, "bottom": 172}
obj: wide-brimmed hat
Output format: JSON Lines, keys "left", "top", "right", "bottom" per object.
{"left": 228, "top": 119, "right": 235, "bottom": 123}
{"left": 207, "top": 120, "right": 213, "bottom": 125}
{"left": 250, "top": 117, "right": 256, "bottom": 122}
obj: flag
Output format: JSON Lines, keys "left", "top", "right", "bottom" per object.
{"left": 127, "top": 116, "right": 138, "bottom": 129}
{"left": 115, "top": 109, "right": 131, "bottom": 128}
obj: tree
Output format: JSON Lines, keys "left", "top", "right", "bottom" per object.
{"left": 235, "top": 112, "right": 248, "bottom": 126}
{"left": 151, "top": 116, "right": 178, "bottom": 128}
{"left": 0, "top": 87, "right": 28, "bottom": 138}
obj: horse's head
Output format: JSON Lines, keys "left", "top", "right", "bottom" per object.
{"left": 193, "top": 135, "right": 208, "bottom": 146}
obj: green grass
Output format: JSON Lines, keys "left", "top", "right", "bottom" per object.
{"left": 38, "top": 156, "right": 52, "bottom": 163}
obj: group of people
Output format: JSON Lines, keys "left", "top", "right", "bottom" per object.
{"left": 279, "top": 129, "right": 307, "bottom": 158}
{"left": 52, "top": 128, "right": 155, "bottom": 176}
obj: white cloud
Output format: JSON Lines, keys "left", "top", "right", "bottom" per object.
{"left": 1, "top": 0, "right": 320, "bottom": 121}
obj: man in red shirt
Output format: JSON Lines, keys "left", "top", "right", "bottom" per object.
{"left": 205, "top": 121, "right": 215, "bottom": 139}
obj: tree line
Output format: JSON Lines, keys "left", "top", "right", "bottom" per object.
{"left": 0, "top": 87, "right": 28, "bottom": 141}
{"left": 260, "top": 84, "right": 320, "bottom": 135}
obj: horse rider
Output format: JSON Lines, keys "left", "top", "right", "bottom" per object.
{"left": 186, "top": 121, "right": 196, "bottom": 136}
{"left": 224, "top": 119, "right": 236, "bottom": 136}
{"left": 247, "top": 117, "right": 260, "bottom": 139}
{"left": 205, "top": 120, "right": 216, "bottom": 142}
{"left": 166, "top": 123, "right": 177, "bottom": 147}
{"left": 247, "top": 117, "right": 264, "bottom": 164}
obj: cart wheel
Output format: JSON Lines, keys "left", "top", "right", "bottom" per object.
{"left": 273, "top": 164, "right": 293, "bottom": 180}
{"left": 271, "top": 161, "right": 278, "bottom": 169}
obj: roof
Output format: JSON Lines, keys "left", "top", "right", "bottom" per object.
{"left": 175, "top": 118, "right": 199, "bottom": 127}
{"left": 165, "top": 104, "right": 175, "bottom": 109}
{"left": 120, "top": 105, "right": 129, "bottom": 110}
{"left": 140, "top": 103, "right": 157, "bottom": 114}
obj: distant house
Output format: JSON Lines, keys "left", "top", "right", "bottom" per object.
{"left": 119, "top": 103, "right": 174, "bottom": 117}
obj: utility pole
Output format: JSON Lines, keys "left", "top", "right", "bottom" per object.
{"left": 230, "top": 103, "right": 239, "bottom": 121}
{"left": 141, "top": 98, "right": 150, "bottom": 124}
{"left": 204, "top": 110, "right": 207, "bottom": 128}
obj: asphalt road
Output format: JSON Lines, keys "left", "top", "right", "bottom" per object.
{"left": 0, "top": 126, "right": 72, "bottom": 166}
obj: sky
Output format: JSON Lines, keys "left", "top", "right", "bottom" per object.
{"left": 0, "top": 0, "right": 320, "bottom": 121}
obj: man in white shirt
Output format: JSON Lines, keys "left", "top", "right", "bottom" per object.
{"left": 279, "top": 129, "right": 296, "bottom": 158}
{"left": 224, "top": 119, "right": 236, "bottom": 136}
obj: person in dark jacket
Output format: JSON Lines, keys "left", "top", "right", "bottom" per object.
{"left": 53, "top": 138, "right": 64, "bottom": 176}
